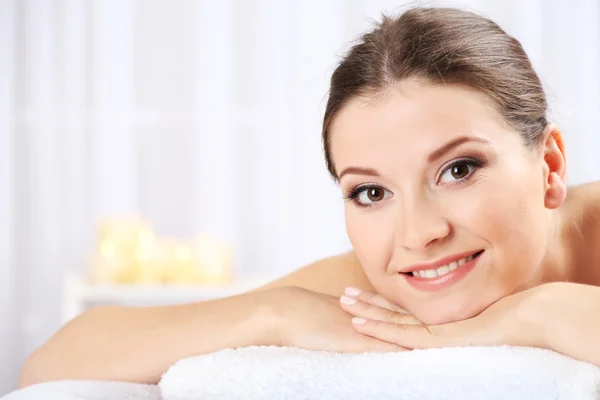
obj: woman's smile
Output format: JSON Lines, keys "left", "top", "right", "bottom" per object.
{"left": 400, "top": 250, "right": 485, "bottom": 292}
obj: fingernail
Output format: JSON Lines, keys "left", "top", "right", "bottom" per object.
{"left": 345, "top": 287, "right": 361, "bottom": 296}
{"left": 352, "top": 317, "right": 367, "bottom": 325}
{"left": 340, "top": 295, "right": 357, "bottom": 305}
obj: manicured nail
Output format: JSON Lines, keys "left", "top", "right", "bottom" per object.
{"left": 345, "top": 287, "right": 361, "bottom": 296}
{"left": 340, "top": 295, "right": 357, "bottom": 305}
{"left": 352, "top": 317, "right": 367, "bottom": 325}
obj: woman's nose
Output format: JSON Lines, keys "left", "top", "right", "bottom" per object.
{"left": 395, "top": 197, "right": 451, "bottom": 251}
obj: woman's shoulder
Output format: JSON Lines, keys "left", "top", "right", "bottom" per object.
{"left": 568, "top": 181, "right": 600, "bottom": 214}
{"left": 568, "top": 181, "right": 600, "bottom": 276}
{"left": 565, "top": 181, "right": 600, "bottom": 210}
{"left": 581, "top": 180, "right": 600, "bottom": 241}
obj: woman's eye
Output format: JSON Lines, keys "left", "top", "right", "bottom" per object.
{"left": 438, "top": 159, "right": 479, "bottom": 184}
{"left": 351, "top": 186, "right": 392, "bottom": 206}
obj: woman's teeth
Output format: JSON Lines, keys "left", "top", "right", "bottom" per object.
{"left": 411, "top": 253, "right": 477, "bottom": 279}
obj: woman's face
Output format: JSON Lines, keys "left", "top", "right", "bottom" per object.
{"left": 330, "top": 79, "right": 555, "bottom": 325}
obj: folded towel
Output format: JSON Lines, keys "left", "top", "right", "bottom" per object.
{"left": 160, "top": 345, "right": 600, "bottom": 400}
{"left": 5, "top": 346, "right": 599, "bottom": 399}
{"left": 0, "top": 380, "right": 160, "bottom": 400}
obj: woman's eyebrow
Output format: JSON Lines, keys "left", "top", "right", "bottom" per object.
{"left": 428, "top": 136, "right": 491, "bottom": 162}
{"left": 338, "top": 136, "right": 490, "bottom": 180}
{"left": 338, "top": 167, "right": 380, "bottom": 181}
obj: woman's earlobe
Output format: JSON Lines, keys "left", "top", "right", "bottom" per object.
{"left": 545, "top": 172, "right": 567, "bottom": 209}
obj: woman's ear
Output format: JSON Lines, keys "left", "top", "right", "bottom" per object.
{"left": 541, "top": 123, "right": 567, "bottom": 209}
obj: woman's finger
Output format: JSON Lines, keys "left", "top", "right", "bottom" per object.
{"left": 355, "top": 336, "right": 410, "bottom": 353}
{"left": 340, "top": 295, "right": 422, "bottom": 325}
{"left": 352, "top": 318, "right": 476, "bottom": 349}
{"left": 351, "top": 318, "right": 469, "bottom": 349}
{"left": 351, "top": 318, "right": 438, "bottom": 349}
{"left": 345, "top": 287, "right": 409, "bottom": 313}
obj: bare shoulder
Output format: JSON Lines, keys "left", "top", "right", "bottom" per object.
{"left": 577, "top": 180, "right": 600, "bottom": 198}
{"left": 567, "top": 182, "right": 600, "bottom": 280}
{"left": 583, "top": 181, "right": 600, "bottom": 253}
{"left": 585, "top": 182, "right": 600, "bottom": 282}
{"left": 565, "top": 181, "right": 600, "bottom": 216}
{"left": 253, "top": 251, "right": 374, "bottom": 296}
{"left": 570, "top": 181, "right": 600, "bottom": 219}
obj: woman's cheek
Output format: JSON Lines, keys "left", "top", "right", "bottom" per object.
{"left": 447, "top": 180, "right": 544, "bottom": 284}
{"left": 345, "top": 206, "right": 396, "bottom": 277}
{"left": 446, "top": 187, "right": 501, "bottom": 234}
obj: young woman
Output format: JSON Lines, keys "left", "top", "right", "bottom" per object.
{"left": 20, "top": 7, "right": 600, "bottom": 387}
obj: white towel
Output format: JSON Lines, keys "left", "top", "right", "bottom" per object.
{"left": 0, "top": 380, "right": 160, "bottom": 400}
{"left": 160, "top": 345, "right": 600, "bottom": 400}
{"left": 4, "top": 346, "right": 599, "bottom": 399}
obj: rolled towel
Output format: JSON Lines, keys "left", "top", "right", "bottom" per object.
{"left": 160, "top": 345, "right": 600, "bottom": 400}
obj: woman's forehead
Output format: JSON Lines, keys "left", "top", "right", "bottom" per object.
{"left": 334, "top": 84, "right": 494, "bottom": 135}
{"left": 328, "top": 82, "right": 511, "bottom": 173}
{"left": 333, "top": 81, "right": 499, "bottom": 132}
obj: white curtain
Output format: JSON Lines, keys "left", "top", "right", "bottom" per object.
{"left": 1, "top": 0, "right": 599, "bottom": 394}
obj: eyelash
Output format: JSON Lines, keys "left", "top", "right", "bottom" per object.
{"left": 343, "top": 184, "right": 385, "bottom": 209}
{"left": 436, "top": 156, "right": 487, "bottom": 185}
{"left": 343, "top": 156, "right": 488, "bottom": 208}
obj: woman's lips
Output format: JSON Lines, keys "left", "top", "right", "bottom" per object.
{"left": 401, "top": 250, "right": 484, "bottom": 292}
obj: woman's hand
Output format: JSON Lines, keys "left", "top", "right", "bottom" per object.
{"left": 264, "top": 286, "right": 405, "bottom": 353}
{"left": 339, "top": 286, "right": 546, "bottom": 350}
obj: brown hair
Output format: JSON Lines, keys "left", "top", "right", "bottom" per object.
{"left": 322, "top": 7, "right": 548, "bottom": 180}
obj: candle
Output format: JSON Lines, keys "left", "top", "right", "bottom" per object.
{"left": 88, "top": 216, "right": 236, "bottom": 285}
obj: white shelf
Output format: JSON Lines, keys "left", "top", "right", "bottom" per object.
{"left": 61, "top": 272, "right": 275, "bottom": 324}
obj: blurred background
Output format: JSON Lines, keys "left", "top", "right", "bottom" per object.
{"left": 1, "top": 0, "right": 599, "bottom": 394}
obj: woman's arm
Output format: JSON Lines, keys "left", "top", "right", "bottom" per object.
{"left": 19, "top": 291, "right": 274, "bottom": 387}
{"left": 19, "top": 251, "right": 372, "bottom": 387}
{"left": 531, "top": 282, "right": 600, "bottom": 367}
{"left": 339, "top": 282, "right": 600, "bottom": 367}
